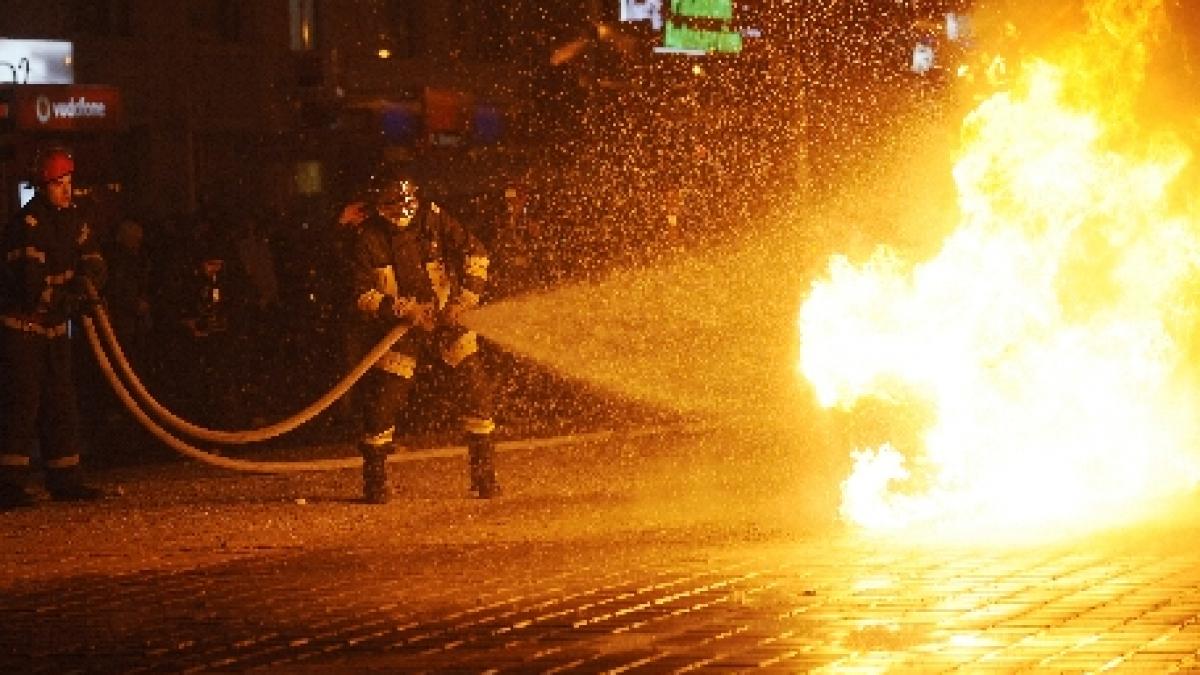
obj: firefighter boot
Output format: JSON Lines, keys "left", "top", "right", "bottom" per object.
{"left": 359, "top": 444, "right": 393, "bottom": 504}
{"left": 467, "top": 436, "right": 500, "bottom": 499}
{"left": 45, "top": 468, "right": 105, "bottom": 502}
{"left": 0, "top": 467, "right": 37, "bottom": 509}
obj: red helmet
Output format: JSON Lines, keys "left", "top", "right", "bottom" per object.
{"left": 38, "top": 147, "right": 75, "bottom": 183}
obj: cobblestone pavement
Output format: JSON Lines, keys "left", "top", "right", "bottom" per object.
{"left": 3, "top": 426, "right": 1200, "bottom": 673}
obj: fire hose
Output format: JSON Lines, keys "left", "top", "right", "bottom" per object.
{"left": 83, "top": 306, "right": 407, "bottom": 473}
{"left": 89, "top": 305, "right": 403, "bottom": 445}
{"left": 85, "top": 305, "right": 688, "bottom": 474}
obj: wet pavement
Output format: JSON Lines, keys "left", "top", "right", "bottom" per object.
{"left": 4, "top": 425, "right": 1200, "bottom": 673}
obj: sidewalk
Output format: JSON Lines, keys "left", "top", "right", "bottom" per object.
{"left": 4, "top": 425, "right": 1200, "bottom": 672}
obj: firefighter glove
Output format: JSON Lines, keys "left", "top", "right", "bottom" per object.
{"left": 442, "top": 290, "right": 480, "bottom": 326}
{"left": 441, "top": 302, "right": 469, "bottom": 327}
{"left": 51, "top": 277, "right": 97, "bottom": 319}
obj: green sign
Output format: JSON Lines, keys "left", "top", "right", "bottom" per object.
{"left": 663, "top": 22, "right": 742, "bottom": 53}
{"left": 671, "top": 0, "right": 733, "bottom": 19}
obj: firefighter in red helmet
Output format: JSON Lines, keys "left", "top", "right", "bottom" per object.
{"left": 0, "top": 146, "right": 108, "bottom": 508}
{"left": 350, "top": 174, "right": 500, "bottom": 502}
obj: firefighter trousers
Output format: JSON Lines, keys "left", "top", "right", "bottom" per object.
{"left": 0, "top": 326, "right": 85, "bottom": 479}
{"left": 360, "top": 331, "right": 495, "bottom": 447}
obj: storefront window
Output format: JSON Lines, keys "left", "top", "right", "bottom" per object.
{"left": 289, "top": 0, "right": 316, "bottom": 51}
{"left": 0, "top": 39, "right": 74, "bottom": 84}
{"left": 294, "top": 160, "right": 323, "bottom": 195}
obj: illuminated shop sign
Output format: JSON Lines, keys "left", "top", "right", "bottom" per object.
{"left": 620, "top": 0, "right": 663, "bottom": 30}
{"left": 623, "top": 0, "right": 757, "bottom": 56}
{"left": 6, "top": 85, "right": 124, "bottom": 132}
{"left": 663, "top": 21, "right": 742, "bottom": 53}
{"left": 672, "top": 0, "right": 732, "bottom": 19}
{"left": 0, "top": 39, "right": 74, "bottom": 84}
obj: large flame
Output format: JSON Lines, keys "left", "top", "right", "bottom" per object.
{"left": 798, "top": 0, "right": 1200, "bottom": 539}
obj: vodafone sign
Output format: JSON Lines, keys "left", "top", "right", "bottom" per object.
{"left": 8, "top": 85, "right": 124, "bottom": 132}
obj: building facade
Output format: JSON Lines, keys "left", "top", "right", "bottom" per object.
{"left": 0, "top": 0, "right": 549, "bottom": 226}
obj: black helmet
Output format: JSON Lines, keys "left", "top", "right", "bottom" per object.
{"left": 368, "top": 172, "right": 420, "bottom": 227}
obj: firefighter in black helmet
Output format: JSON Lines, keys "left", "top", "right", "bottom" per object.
{"left": 350, "top": 174, "right": 499, "bottom": 502}
{"left": 0, "top": 146, "right": 108, "bottom": 508}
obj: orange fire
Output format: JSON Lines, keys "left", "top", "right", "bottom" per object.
{"left": 798, "top": 0, "right": 1200, "bottom": 539}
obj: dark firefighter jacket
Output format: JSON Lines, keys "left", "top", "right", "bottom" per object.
{"left": 1, "top": 193, "right": 106, "bottom": 336}
{"left": 352, "top": 201, "right": 489, "bottom": 326}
